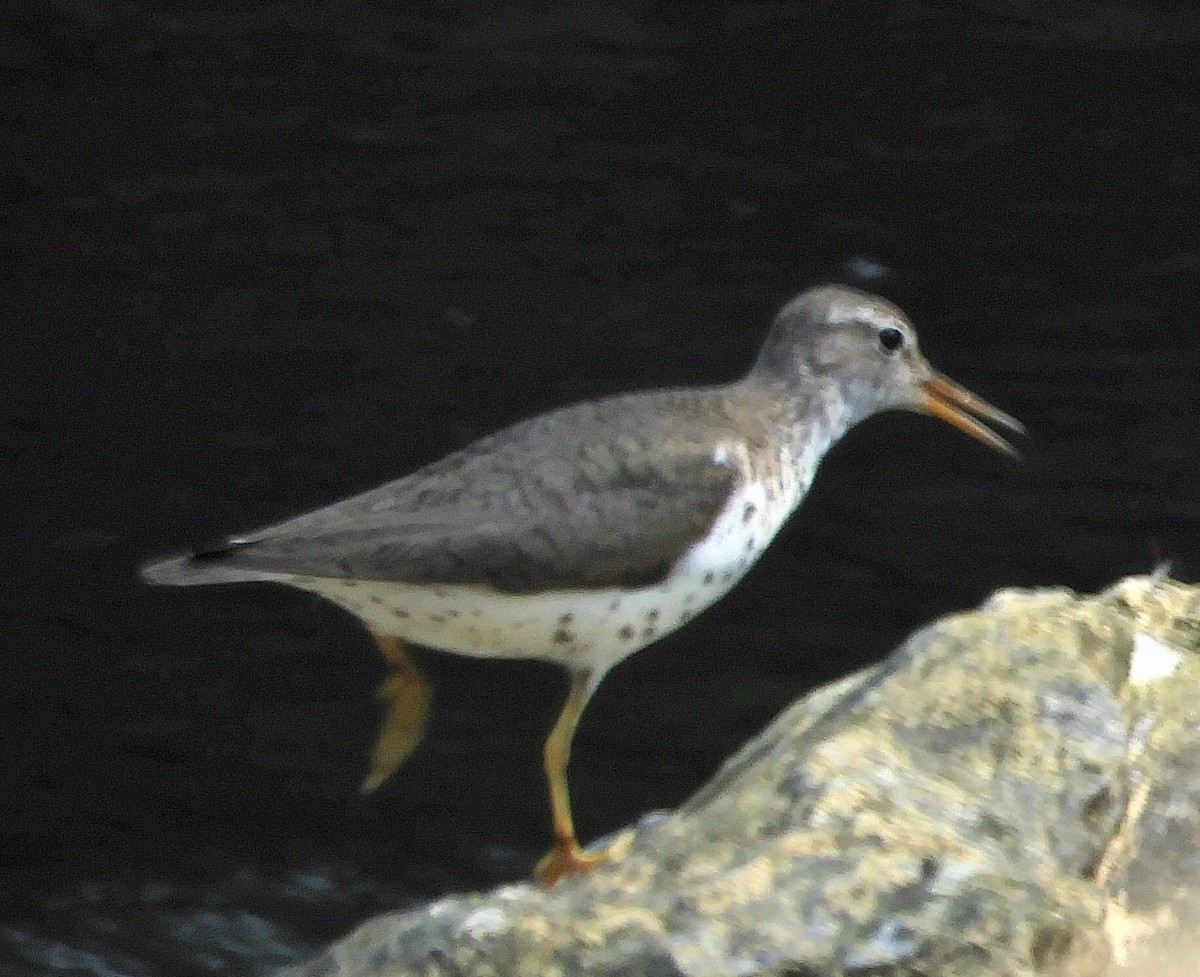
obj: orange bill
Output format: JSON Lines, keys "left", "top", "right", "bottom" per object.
{"left": 917, "top": 374, "right": 1025, "bottom": 458}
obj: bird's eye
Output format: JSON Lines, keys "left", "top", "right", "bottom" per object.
{"left": 878, "top": 326, "right": 905, "bottom": 353}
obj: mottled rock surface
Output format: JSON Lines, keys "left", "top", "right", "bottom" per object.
{"left": 283, "top": 576, "right": 1200, "bottom": 977}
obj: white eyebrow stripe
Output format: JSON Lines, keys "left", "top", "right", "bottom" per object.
{"left": 827, "top": 300, "right": 905, "bottom": 330}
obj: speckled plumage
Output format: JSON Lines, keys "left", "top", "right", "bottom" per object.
{"left": 150, "top": 384, "right": 799, "bottom": 590}
{"left": 146, "top": 381, "right": 844, "bottom": 671}
{"left": 142, "top": 284, "right": 1023, "bottom": 884}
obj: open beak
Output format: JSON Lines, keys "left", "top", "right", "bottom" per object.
{"left": 916, "top": 374, "right": 1025, "bottom": 458}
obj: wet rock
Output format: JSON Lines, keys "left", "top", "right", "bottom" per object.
{"left": 281, "top": 574, "right": 1200, "bottom": 977}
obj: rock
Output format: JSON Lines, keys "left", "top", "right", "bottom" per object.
{"left": 279, "top": 576, "right": 1200, "bottom": 977}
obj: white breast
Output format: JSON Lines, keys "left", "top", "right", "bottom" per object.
{"left": 673, "top": 440, "right": 804, "bottom": 588}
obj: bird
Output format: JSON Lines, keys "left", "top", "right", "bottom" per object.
{"left": 142, "top": 284, "right": 1023, "bottom": 886}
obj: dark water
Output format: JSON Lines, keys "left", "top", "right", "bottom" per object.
{"left": 5, "top": 2, "right": 1200, "bottom": 973}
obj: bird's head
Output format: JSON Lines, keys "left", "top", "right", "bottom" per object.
{"left": 751, "top": 285, "right": 1024, "bottom": 456}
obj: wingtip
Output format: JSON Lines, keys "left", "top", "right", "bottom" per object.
{"left": 140, "top": 545, "right": 263, "bottom": 586}
{"left": 140, "top": 553, "right": 194, "bottom": 586}
{"left": 141, "top": 537, "right": 268, "bottom": 586}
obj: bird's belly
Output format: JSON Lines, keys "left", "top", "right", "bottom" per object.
{"left": 285, "top": 568, "right": 747, "bottom": 671}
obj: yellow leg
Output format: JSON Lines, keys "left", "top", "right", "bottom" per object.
{"left": 361, "top": 633, "right": 431, "bottom": 793}
{"left": 533, "top": 668, "right": 613, "bottom": 887}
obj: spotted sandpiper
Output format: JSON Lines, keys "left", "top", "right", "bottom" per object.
{"left": 142, "top": 285, "right": 1023, "bottom": 885}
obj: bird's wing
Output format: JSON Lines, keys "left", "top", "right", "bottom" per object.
{"left": 179, "top": 428, "right": 744, "bottom": 593}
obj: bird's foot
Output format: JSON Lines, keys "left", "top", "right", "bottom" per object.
{"left": 533, "top": 837, "right": 613, "bottom": 887}
{"left": 361, "top": 634, "right": 431, "bottom": 793}
{"left": 533, "top": 829, "right": 634, "bottom": 887}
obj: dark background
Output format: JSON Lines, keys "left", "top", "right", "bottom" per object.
{"left": 4, "top": 2, "right": 1199, "bottom": 974}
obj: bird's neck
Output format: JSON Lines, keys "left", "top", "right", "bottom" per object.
{"left": 740, "top": 372, "right": 868, "bottom": 506}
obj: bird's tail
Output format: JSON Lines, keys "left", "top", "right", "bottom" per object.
{"left": 140, "top": 547, "right": 282, "bottom": 587}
